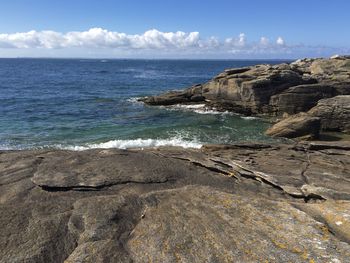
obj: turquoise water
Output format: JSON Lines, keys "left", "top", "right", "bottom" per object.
{"left": 0, "top": 59, "right": 289, "bottom": 150}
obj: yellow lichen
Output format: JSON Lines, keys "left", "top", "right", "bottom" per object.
{"left": 318, "top": 224, "right": 330, "bottom": 240}
{"left": 272, "top": 239, "right": 287, "bottom": 250}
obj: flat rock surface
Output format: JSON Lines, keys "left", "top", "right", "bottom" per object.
{"left": 1, "top": 142, "right": 350, "bottom": 262}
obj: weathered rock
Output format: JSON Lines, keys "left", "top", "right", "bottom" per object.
{"left": 202, "top": 65, "right": 312, "bottom": 115}
{"left": 265, "top": 113, "right": 321, "bottom": 139}
{"left": 140, "top": 84, "right": 204, "bottom": 105}
{"left": 310, "top": 57, "right": 350, "bottom": 81}
{"left": 142, "top": 56, "right": 350, "bottom": 118}
{"left": 308, "top": 95, "right": 350, "bottom": 132}
{"left": 128, "top": 186, "right": 350, "bottom": 262}
{"left": 270, "top": 83, "right": 337, "bottom": 115}
{"left": 32, "top": 149, "right": 195, "bottom": 189}
{"left": 1, "top": 142, "right": 350, "bottom": 262}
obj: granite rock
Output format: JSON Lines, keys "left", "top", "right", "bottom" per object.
{"left": 142, "top": 56, "right": 350, "bottom": 118}
{"left": 308, "top": 95, "right": 350, "bottom": 132}
{"left": 1, "top": 142, "right": 350, "bottom": 262}
{"left": 265, "top": 113, "right": 321, "bottom": 139}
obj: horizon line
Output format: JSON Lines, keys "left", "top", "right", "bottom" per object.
{"left": 0, "top": 56, "right": 305, "bottom": 61}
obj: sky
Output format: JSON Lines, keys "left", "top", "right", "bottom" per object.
{"left": 0, "top": 0, "right": 349, "bottom": 59}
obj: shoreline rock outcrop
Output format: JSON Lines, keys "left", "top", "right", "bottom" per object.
{"left": 1, "top": 141, "right": 350, "bottom": 262}
{"left": 308, "top": 95, "right": 350, "bottom": 132}
{"left": 1, "top": 56, "right": 350, "bottom": 262}
{"left": 141, "top": 55, "right": 350, "bottom": 139}
{"left": 265, "top": 113, "right": 321, "bottom": 139}
{"left": 267, "top": 95, "right": 350, "bottom": 139}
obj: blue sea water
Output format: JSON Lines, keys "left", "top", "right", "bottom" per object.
{"left": 0, "top": 59, "right": 290, "bottom": 150}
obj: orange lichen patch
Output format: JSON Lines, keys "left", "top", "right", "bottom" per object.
{"left": 301, "top": 251, "right": 309, "bottom": 260}
{"left": 318, "top": 224, "right": 330, "bottom": 241}
{"left": 305, "top": 200, "right": 350, "bottom": 242}
{"left": 228, "top": 171, "right": 239, "bottom": 178}
{"left": 272, "top": 239, "right": 288, "bottom": 250}
{"left": 271, "top": 238, "right": 314, "bottom": 262}
{"left": 221, "top": 198, "right": 234, "bottom": 208}
{"left": 173, "top": 251, "right": 182, "bottom": 263}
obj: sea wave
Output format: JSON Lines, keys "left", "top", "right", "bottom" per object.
{"left": 240, "top": 116, "right": 258, "bottom": 120}
{"left": 164, "top": 104, "right": 261, "bottom": 119}
{"left": 165, "top": 104, "right": 232, "bottom": 115}
{"left": 57, "top": 137, "right": 203, "bottom": 151}
{"left": 126, "top": 97, "right": 143, "bottom": 104}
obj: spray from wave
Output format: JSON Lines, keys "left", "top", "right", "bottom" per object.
{"left": 57, "top": 137, "right": 203, "bottom": 151}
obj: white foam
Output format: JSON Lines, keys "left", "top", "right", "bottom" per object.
{"left": 164, "top": 104, "right": 261, "bottom": 119}
{"left": 166, "top": 104, "right": 232, "bottom": 115}
{"left": 241, "top": 116, "right": 258, "bottom": 120}
{"left": 57, "top": 138, "right": 203, "bottom": 151}
{"left": 126, "top": 97, "right": 143, "bottom": 104}
{"left": 193, "top": 109, "right": 231, "bottom": 115}
{"left": 172, "top": 104, "right": 206, "bottom": 109}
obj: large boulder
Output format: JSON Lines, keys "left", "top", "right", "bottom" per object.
{"left": 265, "top": 113, "right": 321, "bottom": 139}
{"left": 308, "top": 95, "right": 350, "bottom": 132}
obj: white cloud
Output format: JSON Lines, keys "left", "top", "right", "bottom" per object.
{"left": 260, "top": 37, "right": 269, "bottom": 46}
{"left": 276, "top": 37, "right": 285, "bottom": 46}
{"left": 0, "top": 28, "right": 346, "bottom": 58}
{"left": 224, "top": 33, "right": 246, "bottom": 48}
{"left": 0, "top": 28, "right": 288, "bottom": 53}
{"left": 0, "top": 28, "right": 201, "bottom": 50}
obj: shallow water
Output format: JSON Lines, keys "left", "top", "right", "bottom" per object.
{"left": 0, "top": 59, "right": 290, "bottom": 150}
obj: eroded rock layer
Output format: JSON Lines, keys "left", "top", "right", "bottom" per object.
{"left": 142, "top": 57, "right": 350, "bottom": 116}
{"left": 1, "top": 142, "right": 350, "bottom": 262}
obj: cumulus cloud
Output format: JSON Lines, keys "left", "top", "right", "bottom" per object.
{"left": 225, "top": 33, "right": 246, "bottom": 47}
{"left": 0, "top": 28, "right": 203, "bottom": 50}
{"left": 0, "top": 28, "right": 274, "bottom": 52}
{"left": 260, "top": 37, "right": 269, "bottom": 46}
{"left": 1, "top": 28, "right": 344, "bottom": 58}
{"left": 276, "top": 37, "right": 285, "bottom": 46}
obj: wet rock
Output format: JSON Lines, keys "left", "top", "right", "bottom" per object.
{"left": 140, "top": 84, "right": 204, "bottom": 105}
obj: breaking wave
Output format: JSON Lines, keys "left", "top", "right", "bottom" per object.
{"left": 165, "top": 104, "right": 234, "bottom": 115}
{"left": 57, "top": 137, "right": 203, "bottom": 151}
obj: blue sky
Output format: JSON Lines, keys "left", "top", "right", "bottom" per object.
{"left": 0, "top": 0, "right": 349, "bottom": 58}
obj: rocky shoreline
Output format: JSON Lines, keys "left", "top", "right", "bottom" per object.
{"left": 141, "top": 55, "right": 350, "bottom": 140}
{"left": 1, "top": 56, "right": 350, "bottom": 262}
{"left": 1, "top": 141, "right": 350, "bottom": 262}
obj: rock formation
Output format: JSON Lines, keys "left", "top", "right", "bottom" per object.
{"left": 308, "top": 95, "right": 350, "bottom": 132}
{"left": 141, "top": 56, "right": 350, "bottom": 139}
{"left": 2, "top": 56, "right": 350, "bottom": 262}
{"left": 265, "top": 113, "right": 321, "bottom": 139}
{"left": 141, "top": 56, "right": 350, "bottom": 116}
{"left": 267, "top": 95, "right": 350, "bottom": 139}
{"left": 1, "top": 142, "right": 350, "bottom": 262}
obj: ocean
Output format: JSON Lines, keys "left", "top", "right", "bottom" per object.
{"left": 0, "top": 58, "right": 290, "bottom": 150}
